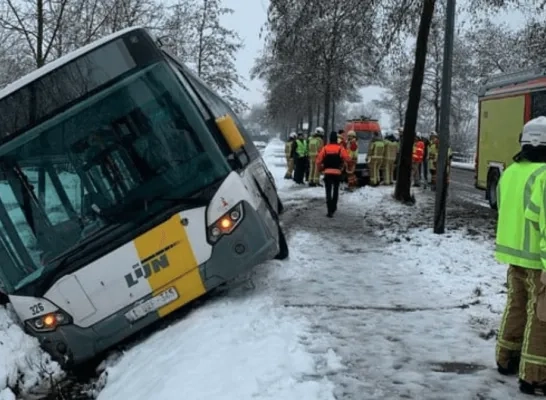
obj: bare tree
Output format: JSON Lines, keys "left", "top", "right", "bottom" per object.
{"left": 0, "top": 0, "right": 69, "bottom": 68}
{"left": 191, "top": 0, "right": 247, "bottom": 113}
{"left": 394, "top": 0, "right": 436, "bottom": 204}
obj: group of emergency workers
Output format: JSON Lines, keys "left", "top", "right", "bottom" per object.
{"left": 283, "top": 126, "right": 453, "bottom": 216}
{"left": 411, "top": 130, "right": 453, "bottom": 190}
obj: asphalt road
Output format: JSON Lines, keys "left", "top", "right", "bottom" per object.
{"left": 448, "top": 167, "right": 489, "bottom": 208}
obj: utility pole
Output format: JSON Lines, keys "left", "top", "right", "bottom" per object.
{"left": 433, "top": 0, "right": 456, "bottom": 234}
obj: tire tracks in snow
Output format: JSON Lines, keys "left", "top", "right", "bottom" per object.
{"left": 283, "top": 299, "right": 481, "bottom": 312}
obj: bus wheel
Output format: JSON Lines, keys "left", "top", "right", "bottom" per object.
{"left": 274, "top": 225, "right": 289, "bottom": 260}
{"left": 487, "top": 169, "right": 500, "bottom": 210}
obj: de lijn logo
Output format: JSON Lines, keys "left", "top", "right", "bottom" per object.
{"left": 125, "top": 242, "right": 180, "bottom": 288}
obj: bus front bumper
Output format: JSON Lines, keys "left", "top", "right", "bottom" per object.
{"left": 32, "top": 203, "right": 278, "bottom": 367}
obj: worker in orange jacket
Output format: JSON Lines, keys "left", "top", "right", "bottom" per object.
{"left": 316, "top": 131, "right": 352, "bottom": 218}
{"left": 412, "top": 136, "right": 425, "bottom": 187}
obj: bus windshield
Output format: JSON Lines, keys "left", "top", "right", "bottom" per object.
{"left": 0, "top": 35, "right": 230, "bottom": 292}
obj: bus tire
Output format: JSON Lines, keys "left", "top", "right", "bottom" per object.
{"left": 487, "top": 168, "right": 500, "bottom": 210}
{"left": 274, "top": 225, "right": 289, "bottom": 260}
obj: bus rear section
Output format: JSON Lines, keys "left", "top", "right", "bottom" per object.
{"left": 0, "top": 27, "right": 287, "bottom": 367}
{"left": 476, "top": 66, "right": 546, "bottom": 208}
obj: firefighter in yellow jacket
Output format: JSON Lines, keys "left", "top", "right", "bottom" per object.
{"left": 346, "top": 130, "right": 359, "bottom": 190}
{"left": 382, "top": 135, "right": 398, "bottom": 185}
{"left": 497, "top": 116, "right": 546, "bottom": 395}
{"left": 367, "top": 132, "right": 385, "bottom": 186}
{"left": 284, "top": 132, "right": 297, "bottom": 179}
{"left": 308, "top": 127, "right": 324, "bottom": 186}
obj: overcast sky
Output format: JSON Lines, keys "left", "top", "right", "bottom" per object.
{"left": 221, "top": 1, "right": 526, "bottom": 128}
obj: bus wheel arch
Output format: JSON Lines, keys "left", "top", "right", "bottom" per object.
{"left": 487, "top": 167, "right": 500, "bottom": 210}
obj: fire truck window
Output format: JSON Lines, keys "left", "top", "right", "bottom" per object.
{"left": 531, "top": 91, "right": 546, "bottom": 119}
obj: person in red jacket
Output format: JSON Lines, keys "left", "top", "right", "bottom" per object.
{"left": 316, "top": 131, "right": 352, "bottom": 217}
{"left": 412, "top": 136, "right": 425, "bottom": 187}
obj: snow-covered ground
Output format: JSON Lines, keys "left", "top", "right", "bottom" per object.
{"left": 0, "top": 139, "right": 524, "bottom": 399}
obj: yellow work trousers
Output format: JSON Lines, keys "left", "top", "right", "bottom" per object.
{"left": 309, "top": 156, "right": 320, "bottom": 184}
{"left": 383, "top": 159, "right": 395, "bottom": 185}
{"left": 285, "top": 157, "right": 294, "bottom": 178}
{"left": 369, "top": 157, "right": 382, "bottom": 185}
{"left": 497, "top": 266, "right": 546, "bottom": 383}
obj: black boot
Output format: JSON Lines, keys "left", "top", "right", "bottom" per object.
{"left": 497, "top": 358, "right": 519, "bottom": 376}
{"left": 519, "top": 379, "right": 546, "bottom": 396}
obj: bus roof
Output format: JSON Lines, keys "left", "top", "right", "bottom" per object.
{"left": 479, "top": 64, "right": 546, "bottom": 98}
{"left": 0, "top": 26, "right": 144, "bottom": 103}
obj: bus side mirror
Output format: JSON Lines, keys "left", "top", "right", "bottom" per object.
{"left": 215, "top": 114, "right": 245, "bottom": 152}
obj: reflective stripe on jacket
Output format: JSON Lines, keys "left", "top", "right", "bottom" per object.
{"left": 525, "top": 172, "right": 546, "bottom": 266}
{"left": 316, "top": 144, "right": 352, "bottom": 175}
{"left": 496, "top": 162, "right": 546, "bottom": 269}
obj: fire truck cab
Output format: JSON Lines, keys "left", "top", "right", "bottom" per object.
{"left": 476, "top": 65, "right": 546, "bottom": 209}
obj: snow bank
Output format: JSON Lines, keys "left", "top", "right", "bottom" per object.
{"left": 452, "top": 161, "right": 474, "bottom": 171}
{"left": 97, "top": 289, "right": 335, "bottom": 400}
{"left": 0, "top": 306, "right": 64, "bottom": 399}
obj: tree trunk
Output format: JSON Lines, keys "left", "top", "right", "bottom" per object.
{"left": 323, "top": 81, "right": 331, "bottom": 135}
{"left": 307, "top": 95, "right": 313, "bottom": 132}
{"left": 36, "top": 0, "right": 44, "bottom": 67}
{"left": 434, "top": 77, "right": 440, "bottom": 132}
{"left": 197, "top": 0, "right": 208, "bottom": 77}
{"left": 316, "top": 101, "right": 321, "bottom": 128}
{"left": 331, "top": 99, "right": 336, "bottom": 130}
{"left": 394, "top": 0, "right": 436, "bottom": 204}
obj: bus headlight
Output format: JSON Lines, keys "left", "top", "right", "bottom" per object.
{"left": 26, "top": 311, "right": 71, "bottom": 333}
{"left": 207, "top": 203, "right": 243, "bottom": 243}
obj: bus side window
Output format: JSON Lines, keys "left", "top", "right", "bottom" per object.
{"left": 531, "top": 90, "right": 546, "bottom": 119}
{"left": 184, "top": 76, "right": 255, "bottom": 165}
{"left": 166, "top": 60, "right": 232, "bottom": 157}
{"left": 164, "top": 56, "right": 257, "bottom": 166}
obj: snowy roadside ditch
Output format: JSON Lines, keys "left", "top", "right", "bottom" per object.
{"left": 0, "top": 306, "right": 64, "bottom": 399}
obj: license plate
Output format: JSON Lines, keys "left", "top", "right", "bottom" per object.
{"left": 360, "top": 170, "right": 369, "bottom": 176}
{"left": 125, "top": 287, "right": 179, "bottom": 322}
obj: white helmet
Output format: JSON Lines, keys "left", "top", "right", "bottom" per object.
{"left": 289, "top": 132, "right": 297, "bottom": 139}
{"left": 521, "top": 116, "right": 546, "bottom": 147}
{"left": 315, "top": 126, "right": 324, "bottom": 134}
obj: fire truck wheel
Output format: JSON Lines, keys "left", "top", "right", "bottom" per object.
{"left": 487, "top": 168, "right": 500, "bottom": 210}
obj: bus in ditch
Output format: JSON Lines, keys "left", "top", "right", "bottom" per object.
{"left": 0, "top": 26, "right": 288, "bottom": 367}
{"left": 476, "top": 64, "right": 546, "bottom": 209}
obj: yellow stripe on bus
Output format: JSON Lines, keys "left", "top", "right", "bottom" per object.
{"left": 133, "top": 215, "right": 206, "bottom": 317}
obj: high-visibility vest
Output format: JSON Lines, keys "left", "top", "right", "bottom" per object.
{"left": 295, "top": 139, "right": 307, "bottom": 157}
{"left": 496, "top": 162, "right": 546, "bottom": 269}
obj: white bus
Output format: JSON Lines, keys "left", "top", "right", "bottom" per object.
{"left": 0, "top": 26, "right": 288, "bottom": 367}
